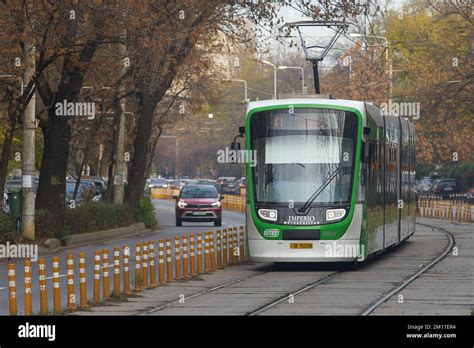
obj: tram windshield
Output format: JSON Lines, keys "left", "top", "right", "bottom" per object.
{"left": 249, "top": 108, "right": 359, "bottom": 206}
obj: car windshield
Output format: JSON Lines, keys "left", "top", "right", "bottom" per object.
{"left": 66, "top": 185, "right": 83, "bottom": 198}
{"left": 181, "top": 186, "right": 217, "bottom": 198}
{"left": 438, "top": 181, "right": 455, "bottom": 187}
{"left": 151, "top": 179, "right": 166, "bottom": 184}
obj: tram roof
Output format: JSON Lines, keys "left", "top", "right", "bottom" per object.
{"left": 247, "top": 98, "right": 369, "bottom": 113}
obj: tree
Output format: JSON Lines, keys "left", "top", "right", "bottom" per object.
{"left": 385, "top": 0, "right": 473, "bottom": 165}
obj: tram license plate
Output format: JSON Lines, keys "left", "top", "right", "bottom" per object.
{"left": 290, "top": 243, "right": 313, "bottom": 249}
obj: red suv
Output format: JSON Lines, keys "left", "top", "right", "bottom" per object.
{"left": 173, "top": 184, "right": 223, "bottom": 227}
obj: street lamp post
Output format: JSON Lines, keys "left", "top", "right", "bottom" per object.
{"left": 229, "top": 79, "right": 249, "bottom": 103}
{"left": 278, "top": 66, "right": 305, "bottom": 94}
{"left": 262, "top": 60, "right": 277, "bottom": 99}
{"left": 349, "top": 33, "right": 392, "bottom": 99}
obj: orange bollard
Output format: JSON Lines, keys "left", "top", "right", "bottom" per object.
{"left": 210, "top": 231, "right": 216, "bottom": 271}
{"left": 8, "top": 263, "right": 17, "bottom": 315}
{"left": 52, "top": 257, "right": 61, "bottom": 313}
{"left": 166, "top": 239, "right": 174, "bottom": 283}
{"left": 142, "top": 242, "right": 149, "bottom": 288}
{"left": 197, "top": 233, "right": 203, "bottom": 274}
{"left": 227, "top": 228, "right": 233, "bottom": 265}
{"left": 113, "top": 246, "right": 120, "bottom": 296}
{"left": 158, "top": 239, "right": 165, "bottom": 284}
{"left": 66, "top": 254, "right": 76, "bottom": 309}
{"left": 123, "top": 246, "right": 131, "bottom": 295}
{"left": 232, "top": 227, "right": 238, "bottom": 263}
{"left": 102, "top": 249, "right": 110, "bottom": 299}
{"left": 135, "top": 243, "right": 142, "bottom": 291}
{"left": 38, "top": 258, "right": 48, "bottom": 314}
{"left": 204, "top": 232, "right": 210, "bottom": 273}
{"left": 216, "top": 230, "right": 223, "bottom": 269}
{"left": 175, "top": 236, "right": 182, "bottom": 280}
{"left": 24, "top": 260, "right": 32, "bottom": 315}
{"left": 148, "top": 241, "right": 157, "bottom": 287}
{"left": 190, "top": 233, "right": 197, "bottom": 277}
{"left": 182, "top": 235, "right": 189, "bottom": 279}
{"left": 93, "top": 251, "right": 101, "bottom": 303}
{"left": 239, "top": 226, "right": 245, "bottom": 262}
{"left": 79, "top": 253, "right": 88, "bottom": 308}
{"left": 222, "top": 229, "right": 228, "bottom": 267}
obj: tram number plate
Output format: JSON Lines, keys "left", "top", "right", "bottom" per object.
{"left": 290, "top": 243, "right": 313, "bottom": 249}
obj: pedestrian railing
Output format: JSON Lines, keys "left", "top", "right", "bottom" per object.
{"left": 417, "top": 195, "right": 472, "bottom": 222}
{"left": 7, "top": 226, "right": 248, "bottom": 315}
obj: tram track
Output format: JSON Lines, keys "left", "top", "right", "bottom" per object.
{"left": 360, "top": 223, "right": 455, "bottom": 315}
{"left": 138, "top": 221, "right": 454, "bottom": 316}
{"left": 244, "top": 222, "right": 455, "bottom": 316}
{"left": 140, "top": 267, "right": 275, "bottom": 315}
{"left": 245, "top": 271, "right": 341, "bottom": 316}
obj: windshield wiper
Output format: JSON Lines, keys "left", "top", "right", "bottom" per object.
{"left": 298, "top": 166, "right": 341, "bottom": 214}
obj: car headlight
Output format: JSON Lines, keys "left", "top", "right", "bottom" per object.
{"left": 178, "top": 200, "right": 188, "bottom": 208}
{"left": 211, "top": 202, "right": 221, "bottom": 207}
{"left": 258, "top": 209, "right": 278, "bottom": 222}
{"left": 326, "top": 208, "right": 346, "bottom": 222}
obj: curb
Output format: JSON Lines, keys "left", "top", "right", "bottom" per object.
{"left": 67, "top": 223, "right": 146, "bottom": 247}
{"left": 35, "top": 223, "right": 150, "bottom": 256}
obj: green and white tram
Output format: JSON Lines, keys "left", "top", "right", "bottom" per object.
{"left": 242, "top": 97, "right": 416, "bottom": 263}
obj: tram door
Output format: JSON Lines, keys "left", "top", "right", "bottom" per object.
{"left": 399, "top": 118, "right": 411, "bottom": 240}
{"left": 383, "top": 116, "right": 400, "bottom": 248}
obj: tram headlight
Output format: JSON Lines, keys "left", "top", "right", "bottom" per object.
{"left": 258, "top": 209, "right": 278, "bottom": 222}
{"left": 325, "top": 208, "right": 346, "bottom": 222}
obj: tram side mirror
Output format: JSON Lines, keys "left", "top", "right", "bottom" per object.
{"left": 230, "top": 141, "right": 241, "bottom": 151}
{"left": 362, "top": 142, "right": 371, "bottom": 163}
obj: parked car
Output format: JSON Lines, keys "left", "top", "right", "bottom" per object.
{"left": 216, "top": 177, "right": 240, "bottom": 195}
{"left": 167, "top": 179, "right": 179, "bottom": 189}
{"left": 173, "top": 184, "right": 223, "bottom": 227}
{"left": 147, "top": 178, "right": 169, "bottom": 190}
{"left": 431, "top": 179, "right": 459, "bottom": 198}
{"left": 197, "top": 178, "right": 216, "bottom": 186}
{"left": 81, "top": 176, "right": 107, "bottom": 194}
{"left": 66, "top": 180, "right": 101, "bottom": 207}
{"left": 416, "top": 177, "right": 433, "bottom": 194}
{"left": 238, "top": 177, "right": 247, "bottom": 189}
{"left": 464, "top": 188, "right": 474, "bottom": 204}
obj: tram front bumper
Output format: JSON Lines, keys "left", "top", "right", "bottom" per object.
{"left": 248, "top": 239, "right": 363, "bottom": 262}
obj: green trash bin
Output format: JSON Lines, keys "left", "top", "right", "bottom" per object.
{"left": 7, "top": 189, "right": 22, "bottom": 218}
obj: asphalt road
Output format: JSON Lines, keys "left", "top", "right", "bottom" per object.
{"left": 0, "top": 199, "right": 245, "bottom": 315}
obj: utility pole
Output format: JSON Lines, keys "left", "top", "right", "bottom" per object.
{"left": 113, "top": 26, "right": 126, "bottom": 204}
{"left": 21, "top": 41, "right": 36, "bottom": 240}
